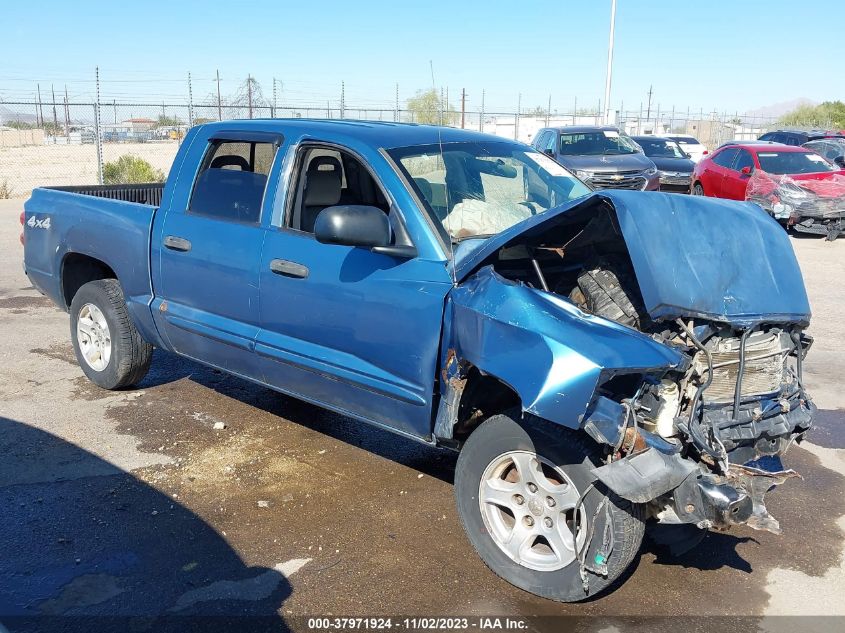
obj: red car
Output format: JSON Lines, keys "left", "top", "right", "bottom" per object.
{"left": 692, "top": 143, "right": 845, "bottom": 238}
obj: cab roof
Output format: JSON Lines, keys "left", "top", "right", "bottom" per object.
{"left": 194, "top": 118, "right": 517, "bottom": 150}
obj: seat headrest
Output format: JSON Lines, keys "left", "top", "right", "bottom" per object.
{"left": 308, "top": 155, "right": 342, "bottom": 173}
{"left": 210, "top": 155, "right": 250, "bottom": 171}
{"left": 413, "top": 177, "right": 433, "bottom": 202}
{"left": 304, "top": 170, "right": 341, "bottom": 207}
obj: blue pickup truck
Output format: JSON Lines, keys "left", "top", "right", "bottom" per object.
{"left": 23, "top": 120, "right": 815, "bottom": 602}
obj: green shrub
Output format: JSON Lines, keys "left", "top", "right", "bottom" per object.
{"left": 103, "top": 155, "right": 165, "bottom": 185}
{"left": 0, "top": 180, "right": 12, "bottom": 199}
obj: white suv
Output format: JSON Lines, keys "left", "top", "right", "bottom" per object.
{"left": 666, "top": 135, "right": 708, "bottom": 162}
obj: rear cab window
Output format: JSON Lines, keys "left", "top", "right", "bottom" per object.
{"left": 189, "top": 138, "right": 280, "bottom": 223}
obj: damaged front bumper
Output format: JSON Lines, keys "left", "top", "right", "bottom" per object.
{"left": 588, "top": 393, "right": 814, "bottom": 534}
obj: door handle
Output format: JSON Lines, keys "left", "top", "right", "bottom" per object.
{"left": 163, "top": 235, "right": 192, "bottom": 252}
{"left": 270, "top": 259, "right": 309, "bottom": 279}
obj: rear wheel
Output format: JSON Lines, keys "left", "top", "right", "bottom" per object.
{"left": 692, "top": 182, "right": 705, "bottom": 196}
{"left": 454, "top": 413, "right": 645, "bottom": 602}
{"left": 70, "top": 279, "right": 152, "bottom": 389}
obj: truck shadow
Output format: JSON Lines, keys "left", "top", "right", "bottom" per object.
{"left": 0, "top": 416, "right": 294, "bottom": 633}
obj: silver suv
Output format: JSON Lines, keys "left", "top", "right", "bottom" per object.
{"left": 532, "top": 126, "right": 659, "bottom": 191}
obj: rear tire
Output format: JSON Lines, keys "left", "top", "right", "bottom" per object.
{"left": 70, "top": 279, "right": 152, "bottom": 390}
{"left": 454, "top": 413, "right": 645, "bottom": 602}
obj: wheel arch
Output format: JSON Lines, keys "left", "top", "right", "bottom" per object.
{"left": 61, "top": 252, "right": 118, "bottom": 308}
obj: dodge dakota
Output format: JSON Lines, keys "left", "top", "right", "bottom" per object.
{"left": 22, "top": 120, "right": 815, "bottom": 602}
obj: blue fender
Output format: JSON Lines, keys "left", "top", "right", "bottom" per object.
{"left": 443, "top": 266, "right": 683, "bottom": 430}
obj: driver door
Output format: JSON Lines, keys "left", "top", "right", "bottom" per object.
{"left": 256, "top": 143, "right": 452, "bottom": 439}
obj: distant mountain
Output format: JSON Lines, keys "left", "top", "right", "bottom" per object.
{"left": 0, "top": 105, "right": 37, "bottom": 125}
{"left": 746, "top": 98, "right": 817, "bottom": 119}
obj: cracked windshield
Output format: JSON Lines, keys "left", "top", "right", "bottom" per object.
{"left": 388, "top": 141, "right": 590, "bottom": 240}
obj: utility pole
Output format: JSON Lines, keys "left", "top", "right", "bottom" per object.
{"left": 340, "top": 81, "right": 345, "bottom": 119}
{"left": 480, "top": 89, "right": 485, "bottom": 132}
{"left": 460, "top": 88, "right": 466, "bottom": 129}
{"left": 51, "top": 85, "right": 58, "bottom": 139}
{"left": 216, "top": 69, "right": 222, "bottom": 120}
{"left": 395, "top": 82, "right": 399, "bottom": 123}
{"left": 645, "top": 85, "right": 653, "bottom": 121}
{"left": 64, "top": 85, "right": 70, "bottom": 136}
{"left": 36, "top": 84, "right": 44, "bottom": 127}
{"left": 247, "top": 74, "right": 253, "bottom": 119}
{"left": 602, "top": 0, "right": 617, "bottom": 124}
{"left": 515, "top": 93, "right": 521, "bottom": 141}
{"left": 113, "top": 99, "right": 117, "bottom": 124}
{"left": 272, "top": 77, "right": 277, "bottom": 118}
{"left": 546, "top": 94, "right": 551, "bottom": 127}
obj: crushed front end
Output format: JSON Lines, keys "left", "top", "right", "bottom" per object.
{"left": 585, "top": 316, "right": 814, "bottom": 534}
{"left": 746, "top": 169, "right": 845, "bottom": 241}
{"left": 452, "top": 190, "right": 816, "bottom": 538}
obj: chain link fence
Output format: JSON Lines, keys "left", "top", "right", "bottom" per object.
{"left": 0, "top": 98, "right": 829, "bottom": 198}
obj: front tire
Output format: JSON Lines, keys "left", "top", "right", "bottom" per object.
{"left": 454, "top": 413, "right": 644, "bottom": 602}
{"left": 692, "top": 182, "right": 705, "bottom": 196}
{"left": 70, "top": 279, "right": 152, "bottom": 389}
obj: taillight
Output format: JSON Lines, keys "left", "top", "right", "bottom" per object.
{"left": 19, "top": 211, "right": 25, "bottom": 246}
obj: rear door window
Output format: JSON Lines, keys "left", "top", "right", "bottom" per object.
{"left": 189, "top": 139, "right": 279, "bottom": 223}
{"left": 711, "top": 148, "right": 739, "bottom": 168}
{"left": 733, "top": 149, "right": 754, "bottom": 172}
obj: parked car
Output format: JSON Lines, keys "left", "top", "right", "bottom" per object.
{"left": 23, "top": 120, "right": 815, "bottom": 603}
{"left": 631, "top": 136, "right": 695, "bottom": 193}
{"left": 692, "top": 142, "right": 845, "bottom": 238}
{"left": 664, "top": 134, "right": 708, "bottom": 162}
{"left": 758, "top": 129, "right": 845, "bottom": 146}
{"left": 717, "top": 140, "right": 780, "bottom": 149}
{"left": 532, "top": 125, "right": 659, "bottom": 191}
{"left": 803, "top": 137, "right": 845, "bottom": 169}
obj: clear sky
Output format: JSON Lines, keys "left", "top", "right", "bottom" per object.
{"left": 1, "top": 0, "right": 841, "bottom": 115}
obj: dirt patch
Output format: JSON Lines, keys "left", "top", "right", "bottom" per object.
{"left": 0, "top": 295, "right": 52, "bottom": 310}
{"left": 31, "top": 342, "right": 76, "bottom": 366}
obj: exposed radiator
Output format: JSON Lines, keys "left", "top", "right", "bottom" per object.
{"left": 694, "top": 331, "right": 787, "bottom": 403}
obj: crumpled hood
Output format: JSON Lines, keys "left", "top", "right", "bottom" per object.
{"left": 453, "top": 190, "right": 811, "bottom": 327}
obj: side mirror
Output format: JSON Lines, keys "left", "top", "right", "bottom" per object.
{"left": 835, "top": 156, "right": 845, "bottom": 169}
{"left": 684, "top": 152, "right": 692, "bottom": 159}
{"left": 314, "top": 205, "right": 416, "bottom": 258}
{"left": 740, "top": 166, "right": 753, "bottom": 176}
{"left": 544, "top": 148, "right": 555, "bottom": 157}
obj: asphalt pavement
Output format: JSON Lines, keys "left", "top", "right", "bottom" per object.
{"left": 1, "top": 198, "right": 843, "bottom": 632}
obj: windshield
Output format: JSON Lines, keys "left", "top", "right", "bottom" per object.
{"left": 756, "top": 151, "right": 837, "bottom": 175}
{"left": 558, "top": 130, "right": 640, "bottom": 156}
{"left": 388, "top": 141, "right": 591, "bottom": 240}
{"left": 635, "top": 138, "right": 687, "bottom": 159}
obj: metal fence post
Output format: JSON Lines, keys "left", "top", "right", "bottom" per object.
{"left": 94, "top": 68, "right": 104, "bottom": 185}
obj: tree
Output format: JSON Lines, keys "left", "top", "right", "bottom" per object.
{"left": 528, "top": 105, "right": 549, "bottom": 118}
{"left": 103, "top": 155, "right": 165, "bottom": 184}
{"left": 155, "top": 114, "right": 183, "bottom": 128}
{"left": 780, "top": 101, "right": 845, "bottom": 129}
{"left": 406, "top": 89, "right": 458, "bottom": 126}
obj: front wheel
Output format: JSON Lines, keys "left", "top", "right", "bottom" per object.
{"left": 454, "top": 413, "right": 644, "bottom": 602}
{"left": 70, "top": 279, "right": 153, "bottom": 389}
{"left": 692, "top": 182, "right": 705, "bottom": 196}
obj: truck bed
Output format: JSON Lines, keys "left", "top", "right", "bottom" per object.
{"left": 46, "top": 183, "right": 164, "bottom": 206}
